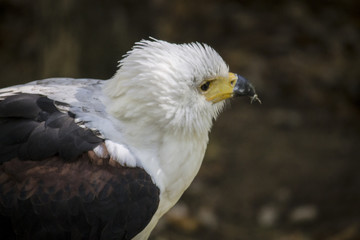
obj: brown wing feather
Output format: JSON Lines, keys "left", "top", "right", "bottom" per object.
{"left": 0, "top": 151, "right": 160, "bottom": 240}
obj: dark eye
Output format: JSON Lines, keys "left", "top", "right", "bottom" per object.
{"left": 200, "top": 81, "right": 211, "bottom": 91}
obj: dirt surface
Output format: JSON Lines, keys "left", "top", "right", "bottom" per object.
{"left": 1, "top": 1, "right": 359, "bottom": 239}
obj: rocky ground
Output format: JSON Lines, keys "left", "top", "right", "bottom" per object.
{"left": 1, "top": 1, "right": 359, "bottom": 239}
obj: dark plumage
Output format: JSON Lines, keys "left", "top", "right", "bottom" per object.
{"left": 0, "top": 93, "right": 159, "bottom": 240}
{"left": 0, "top": 94, "right": 102, "bottom": 162}
{"left": 0, "top": 156, "right": 159, "bottom": 240}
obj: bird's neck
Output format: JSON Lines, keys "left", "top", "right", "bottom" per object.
{"left": 120, "top": 120, "right": 209, "bottom": 213}
{"left": 103, "top": 78, "right": 212, "bottom": 211}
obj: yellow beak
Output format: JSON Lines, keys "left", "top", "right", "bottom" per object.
{"left": 202, "top": 72, "right": 261, "bottom": 104}
{"left": 203, "top": 73, "right": 238, "bottom": 103}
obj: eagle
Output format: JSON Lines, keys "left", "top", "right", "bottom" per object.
{"left": 0, "top": 39, "right": 260, "bottom": 240}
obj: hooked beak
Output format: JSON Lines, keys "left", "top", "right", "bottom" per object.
{"left": 233, "top": 74, "right": 261, "bottom": 104}
{"left": 201, "top": 72, "right": 261, "bottom": 104}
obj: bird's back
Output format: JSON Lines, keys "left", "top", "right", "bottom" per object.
{"left": 0, "top": 79, "right": 160, "bottom": 240}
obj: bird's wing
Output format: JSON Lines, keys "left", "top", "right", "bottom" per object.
{"left": 0, "top": 93, "right": 103, "bottom": 162}
{"left": 0, "top": 86, "right": 159, "bottom": 239}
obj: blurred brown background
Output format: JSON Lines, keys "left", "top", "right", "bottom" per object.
{"left": 1, "top": 0, "right": 359, "bottom": 239}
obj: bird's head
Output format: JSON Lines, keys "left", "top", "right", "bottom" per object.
{"left": 104, "top": 39, "right": 259, "bottom": 136}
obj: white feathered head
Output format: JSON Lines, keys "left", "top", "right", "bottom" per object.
{"left": 105, "top": 39, "right": 259, "bottom": 136}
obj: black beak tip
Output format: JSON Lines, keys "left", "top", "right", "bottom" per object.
{"left": 233, "top": 74, "right": 261, "bottom": 104}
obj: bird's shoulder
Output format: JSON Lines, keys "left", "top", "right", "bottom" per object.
{"left": 0, "top": 92, "right": 103, "bottom": 162}
{"left": 0, "top": 79, "right": 160, "bottom": 239}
